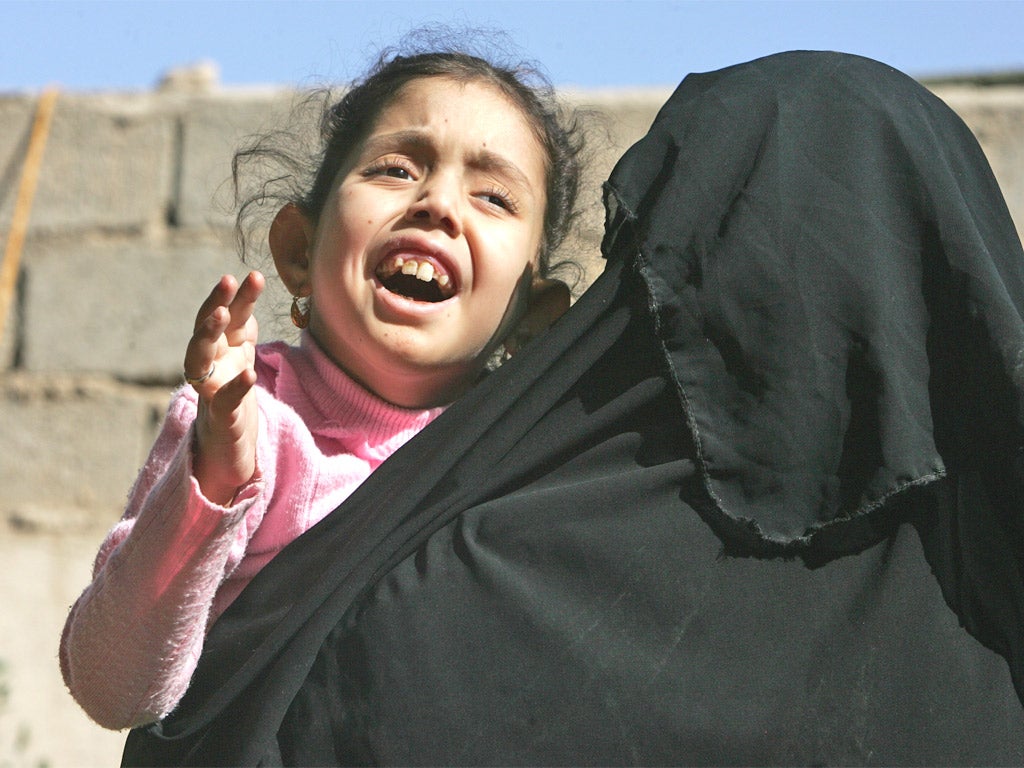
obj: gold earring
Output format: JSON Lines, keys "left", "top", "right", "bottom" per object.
{"left": 291, "top": 295, "right": 310, "bottom": 329}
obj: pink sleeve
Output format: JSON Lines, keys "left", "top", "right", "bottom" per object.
{"left": 59, "top": 389, "right": 267, "bottom": 730}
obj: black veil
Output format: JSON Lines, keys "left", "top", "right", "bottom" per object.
{"left": 124, "top": 51, "right": 1024, "bottom": 765}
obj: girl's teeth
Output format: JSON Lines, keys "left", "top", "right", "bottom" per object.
{"left": 415, "top": 262, "right": 435, "bottom": 283}
{"left": 377, "top": 254, "right": 455, "bottom": 297}
{"left": 392, "top": 257, "right": 439, "bottom": 284}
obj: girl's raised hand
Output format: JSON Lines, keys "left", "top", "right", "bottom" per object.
{"left": 183, "top": 271, "right": 265, "bottom": 505}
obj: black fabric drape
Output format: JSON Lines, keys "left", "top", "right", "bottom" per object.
{"left": 124, "top": 51, "right": 1024, "bottom": 765}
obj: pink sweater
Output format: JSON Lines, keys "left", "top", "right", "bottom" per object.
{"left": 59, "top": 334, "right": 444, "bottom": 730}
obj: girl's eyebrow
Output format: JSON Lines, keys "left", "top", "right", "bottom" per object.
{"left": 470, "top": 149, "right": 535, "bottom": 200}
{"left": 360, "top": 129, "right": 432, "bottom": 157}
{"left": 361, "top": 128, "right": 536, "bottom": 198}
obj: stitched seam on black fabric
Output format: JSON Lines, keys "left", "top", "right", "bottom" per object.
{"left": 632, "top": 245, "right": 731, "bottom": 530}
{"left": 635, "top": 262, "right": 778, "bottom": 557}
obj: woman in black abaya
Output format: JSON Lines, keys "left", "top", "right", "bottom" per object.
{"left": 125, "top": 51, "right": 1024, "bottom": 765}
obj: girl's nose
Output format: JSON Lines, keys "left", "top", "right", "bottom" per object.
{"left": 406, "top": 178, "right": 462, "bottom": 237}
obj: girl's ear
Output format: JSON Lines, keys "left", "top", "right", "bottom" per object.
{"left": 269, "top": 203, "right": 315, "bottom": 295}
{"left": 505, "top": 278, "right": 571, "bottom": 357}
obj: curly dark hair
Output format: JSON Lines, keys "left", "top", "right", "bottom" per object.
{"left": 234, "top": 38, "right": 586, "bottom": 279}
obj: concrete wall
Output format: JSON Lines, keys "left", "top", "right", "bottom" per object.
{"left": 0, "top": 75, "right": 1022, "bottom": 766}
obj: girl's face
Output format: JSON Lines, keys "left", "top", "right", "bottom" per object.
{"left": 283, "top": 77, "right": 550, "bottom": 408}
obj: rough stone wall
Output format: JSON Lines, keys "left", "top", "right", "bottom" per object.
{"left": 0, "top": 78, "right": 1021, "bottom": 766}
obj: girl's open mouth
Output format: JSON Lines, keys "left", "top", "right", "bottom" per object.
{"left": 375, "top": 253, "right": 456, "bottom": 303}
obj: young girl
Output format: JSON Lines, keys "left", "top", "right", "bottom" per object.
{"left": 59, "top": 47, "right": 583, "bottom": 731}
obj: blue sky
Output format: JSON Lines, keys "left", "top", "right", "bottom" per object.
{"left": 4, "top": 1, "right": 1023, "bottom": 93}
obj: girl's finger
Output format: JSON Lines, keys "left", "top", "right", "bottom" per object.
{"left": 193, "top": 274, "right": 239, "bottom": 333}
{"left": 224, "top": 271, "right": 265, "bottom": 341}
{"left": 183, "top": 305, "right": 229, "bottom": 388}
{"left": 207, "top": 366, "right": 258, "bottom": 418}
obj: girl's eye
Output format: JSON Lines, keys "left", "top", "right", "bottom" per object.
{"left": 478, "top": 188, "right": 518, "bottom": 213}
{"left": 364, "top": 158, "right": 416, "bottom": 180}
